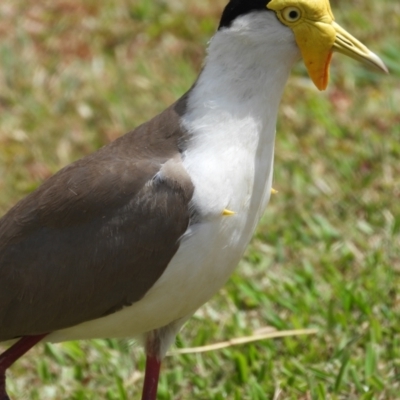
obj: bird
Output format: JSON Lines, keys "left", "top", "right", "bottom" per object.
{"left": 0, "top": 0, "right": 387, "bottom": 399}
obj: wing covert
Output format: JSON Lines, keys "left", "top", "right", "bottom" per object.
{"left": 0, "top": 99, "right": 194, "bottom": 341}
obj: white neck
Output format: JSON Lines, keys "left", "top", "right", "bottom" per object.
{"left": 186, "top": 12, "right": 300, "bottom": 126}
{"left": 181, "top": 12, "right": 300, "bottom": 220}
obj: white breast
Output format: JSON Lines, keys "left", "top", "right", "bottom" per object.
{"left": 47, "top": 12, "right": 300, "bottom": 344}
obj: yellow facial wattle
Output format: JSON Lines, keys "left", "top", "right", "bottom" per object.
{"left": 267, "top": 0, "right": 387, "bottom": 90}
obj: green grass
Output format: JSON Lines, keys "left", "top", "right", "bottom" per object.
{"left": 1, "top": 0, "right": 399, "bottom": 398}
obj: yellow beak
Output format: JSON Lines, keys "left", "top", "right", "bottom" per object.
{"left": 296, "top": 20, "right": 388, "bottom": 90}
{"left": 267, "top": 0, "right": 388, "bottom": 91}
{"left": 332, "top": 22, "right": 388, "bottom": 75}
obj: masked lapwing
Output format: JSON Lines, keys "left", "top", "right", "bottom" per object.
{"left": 0, "top": 0, "right": 387, "bottom": 398}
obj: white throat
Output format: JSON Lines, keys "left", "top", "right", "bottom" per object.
{"left": 191, "top": 12, "right": 300, "bottom": 118}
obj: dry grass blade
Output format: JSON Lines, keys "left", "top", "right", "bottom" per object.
{"left": 169, "top": 328, "right": 318, "bottom": 355}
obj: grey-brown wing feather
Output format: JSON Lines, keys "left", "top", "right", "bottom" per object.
{"left": 0, "top": 99, "right": 194, "bottom": 341}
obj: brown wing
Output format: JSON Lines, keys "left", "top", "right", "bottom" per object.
{"left": 0, "top": 99, "right": 194, "bottom": 341}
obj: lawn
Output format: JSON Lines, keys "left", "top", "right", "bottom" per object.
{"left": 0, "top": 0, "right": 399, "bottom": 399}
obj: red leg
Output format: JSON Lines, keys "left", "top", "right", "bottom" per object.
{"left": 141, "top": 354, "right": 161, "bottom": 400}
{"left": 0, "top": 334, "right": 47, "bottom": 400}
{"left": 0, "top": 372, "right": 9, "bottom": 400}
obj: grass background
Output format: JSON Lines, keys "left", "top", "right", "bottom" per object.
{"left": 0, "top": 0, "right": 399, "bottom": 398}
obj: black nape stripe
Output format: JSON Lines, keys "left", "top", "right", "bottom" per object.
{"left": 218, "top": 0, "right": 272, "bottom": 30}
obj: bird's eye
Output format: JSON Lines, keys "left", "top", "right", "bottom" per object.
{"left": 281, "top": 7, "right": 301, "bottom": 22}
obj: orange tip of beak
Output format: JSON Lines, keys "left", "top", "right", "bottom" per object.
{"left": 309, "top": 51, "right": 333, "bottom": 91}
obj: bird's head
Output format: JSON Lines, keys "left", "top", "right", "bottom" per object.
{"left": 219, "top": 0, "right": 388, "bottom": 90}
